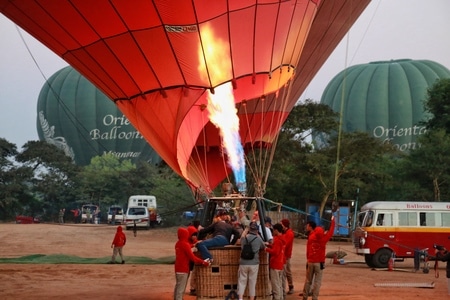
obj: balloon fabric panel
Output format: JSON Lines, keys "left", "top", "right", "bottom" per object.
{"left": 2, "top": 0, "right": 371, "bottom": 196}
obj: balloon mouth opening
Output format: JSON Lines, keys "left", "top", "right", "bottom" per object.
{"left": 221, "top": 182, "right": 246, "bottom": 196}
{"left": 236, "top": 182, "right": 247, "bottom": 196}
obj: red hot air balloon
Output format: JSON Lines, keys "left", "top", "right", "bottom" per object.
{"left": 0, "top": 0, "right": 369, "bottom": 197}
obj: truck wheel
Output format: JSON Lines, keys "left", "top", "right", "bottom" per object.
{"left": 364, "top": 254, "right": 376, "bottom": 268}
{"left": 373, "top": 248, "right": 392, "bottom": 268}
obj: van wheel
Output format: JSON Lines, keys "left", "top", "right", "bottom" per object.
{"left": 373, "top": 248, "right": 392, "bottom": 268}
{"left": 364, "top": 254, "right": 376, "bottom": 268}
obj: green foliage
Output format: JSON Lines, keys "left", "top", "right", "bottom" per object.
{"left": 423, "top": 78, "right": 450, "bottom": 132}
{"left": 4, "top": 82, "right": 450, "bottom": 221}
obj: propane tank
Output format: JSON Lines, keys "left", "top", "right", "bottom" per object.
{"left": 333, "top": 253, "right": 339, "bottom": 264}
{"left": 388, "top": 253, "right": 395, "bottom": 271}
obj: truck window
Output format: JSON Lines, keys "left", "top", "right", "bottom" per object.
{"left": 419, "top": 212, "right": 436, "bottom": 226}
{"left": 441, "top": 213, "right": 450, "bottom": 226}
{"left": 364, "top": 211, "right": 374, "bottom": 227}
{"left": 376, "top": 213, "right": 393, "bottom": 226}
{"left": 398, "top": 212, "right": 417, "bottom": 226}
{"left": 357, "top": 212, "right": 365, "bottom": 227}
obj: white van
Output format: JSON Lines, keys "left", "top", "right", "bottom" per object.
{"left": 127, "top": 195, "right": 157, "bottom": 209}
{"left": 125, "top": 206, "right": 150, "bottom": 230}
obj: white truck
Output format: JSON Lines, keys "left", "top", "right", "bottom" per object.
{"left": 127, "top": 195, "right": 161, "bottom": 227}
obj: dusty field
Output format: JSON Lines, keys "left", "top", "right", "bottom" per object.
{"left": 0, "top": 223, "right": 448, "bottom": 299}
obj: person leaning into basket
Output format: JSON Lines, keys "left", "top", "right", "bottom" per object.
{"left": 196, "top": 210, "right": 240, "bottom": 263}
{"left": 174, "top": 227, "right": 210, "bottom": 300}
{"left": 237, "top": 222, "right": 266, "bottom": 300}
{"left": 435, "top": 244, "right": 450, "bottom": 295}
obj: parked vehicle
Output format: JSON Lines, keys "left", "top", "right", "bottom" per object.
{"left": 81, "top": 204, "right": 99, "bottom": 223}
{"left": 128, "top": 195, "right": 160, "bottom": 227}
{"left": 125, "top": 206, "right": 150, "bottom": 230}
{"left": 107, "top": 205, "right": 124, "bottom": 224}
{"left": 15, "top": 215, "right": 41, "bottom": 224}
{"left": 353, "top": 201, "right": 450, "bottom": 268}
{"left": 181, "top": 211, "right": 195, "bottom": 219}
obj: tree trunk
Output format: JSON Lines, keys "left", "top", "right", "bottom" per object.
{"left": 433, "top": 177, "right": 440, "bottom": 201}
{"left": 319, "top": 190, "right": 333, "bottom": 217}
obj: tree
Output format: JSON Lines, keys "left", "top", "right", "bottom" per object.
{"left": 75, "top": 153, "right": 136, "bottom": 208}
{"left": 422, "top": 78, "right": 450, "bottom": 132}
{"left": 0, "top": 138, "right": 32, "bottom": 219}
{"left": 305, "top": 131, "right": 398, "bottom": 216}
{"left": 264, "top": 100, "right": 339, "bottom": 207}
{"left": 408, "top": 78, "right": 450, "bottom": 201}
{"left": 403, "top": 130, "right": 450, "bottom": 201}
{"left": 16, "top": 141, "right": 79, "bottom": 219}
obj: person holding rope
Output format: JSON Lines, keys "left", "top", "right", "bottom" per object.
{"left": 435, "top": 244, "right": 450, "bottom": 295}
{"left": 301, "top": 216, "right": 335, "bottom": 300}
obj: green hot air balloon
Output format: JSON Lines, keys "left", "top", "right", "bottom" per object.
{"left": 320, "top": 59, "right": 450, "bottom": 151}
{"left": 37, "top": 66, "right": 161, "bottom": 166}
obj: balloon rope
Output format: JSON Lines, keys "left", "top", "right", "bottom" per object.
{"left": 265, "top": 73, "right": 295, "bottom": 188}
{"left": 333, "top": 9, "right": 352, "bottom": 202}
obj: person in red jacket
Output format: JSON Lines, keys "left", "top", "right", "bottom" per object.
{"left": 108, "top": 226, "right": 126, "bottom": 264}
{"left": 187, "top": 224, "right": 200, "bottom": 296}
{"left": 280, "top": 218, "right": 295, "bottom": 295}
{"left": 301, "top": 216, "right": 335, "bottom": 300}
{"left": 265, "top": 223, "right": 286, "bottom": 300}
{"left": 174, "top": 227, "right": 209, "bottom": 300}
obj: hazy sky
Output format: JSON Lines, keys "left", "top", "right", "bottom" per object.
{"left": 1, "top": 0, "right": 450, "bottom": 148}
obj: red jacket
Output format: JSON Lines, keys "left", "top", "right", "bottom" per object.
{"left": 306, "top": 217, "right": 335, "bottom": 263}
{"left": 175, "top": 227, "right": 205, "bottom": 273}
{"left": 187, "top": 225, "right": 198, "bottom": 245}
{"left": 283, "top": 228, "right": 294, "bottom": 259}
{"left": 112, "top": 226, "right": 126, "bottom": 247}
{"left": 265, "top": 234, "right": 285, "bottom": 270}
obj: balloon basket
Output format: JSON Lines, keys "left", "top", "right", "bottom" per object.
{"left": 195, "top": 246, "right": 271, "bottom": 300}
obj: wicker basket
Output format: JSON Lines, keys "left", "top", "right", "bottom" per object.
{"left": 195, "top": 246, "right": 271, "bottom": 300}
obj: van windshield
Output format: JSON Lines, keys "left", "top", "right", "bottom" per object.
{"left": 128, "top": 207, "right": 146, "bottom": 215}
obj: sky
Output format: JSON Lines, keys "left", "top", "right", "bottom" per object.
{"left": 1, "top": 0, "right": 450, "bottom": 149}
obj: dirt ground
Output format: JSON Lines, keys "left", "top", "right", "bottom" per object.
{"left": 0, "top": 223, "right": 448, "bottom": 299}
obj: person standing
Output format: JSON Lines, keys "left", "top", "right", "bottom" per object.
{"left": 108, "top": 226, "right": 126, "bottom": 264}
{"left": 187, "top": 224, "right": 200, "bottom": 296}
{"left": 265, "top": 223, "right": 285, "bottom": 300}
{"left": 264, "top": 216, "right": 273, "bottom": 234}
{"left": 86, "top": 209, "right": 91, "bottom": 224}
{"left": 70, "top": 208, "right": 79, "bottom": 223}
{"left": 174, "top": 227, "right": 210, "bottom": 300}
{"left": 435, "top": 244, "right": 450, "bottom": 295}
{"left": 301, "top": 216, "right": 335, "bottom": 300}
{"left": 238, "top": 209, "right": 250, "bottom": 228}
{"left": 280, "top": 218, "right": 295, "bottom": 295}
{"left": 251, "top": 210, "right": 273, "bottom": 244}
{"left": 58, "top": 209, "right": 65, "bottom": 224}
{"left": 237, "top": 222, "right": 266, "bottom": 300}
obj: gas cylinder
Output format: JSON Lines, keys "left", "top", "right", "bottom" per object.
{"left": 388, "top": 254, "right": 395, "bottom": 271}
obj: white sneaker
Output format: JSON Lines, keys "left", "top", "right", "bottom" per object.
{"left": 204, "top": 258, "right": 212, "bottom": 266}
